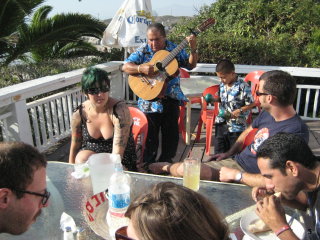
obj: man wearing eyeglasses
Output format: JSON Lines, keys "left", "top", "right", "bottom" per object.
{"left": 0, "top": 142, "right": 49, "bottom": 235}
{"left": 213, "top": 70, "right": 309, "bottom": 186}
{"left": 151, "top": 70, "right": 309, "bottom": 187}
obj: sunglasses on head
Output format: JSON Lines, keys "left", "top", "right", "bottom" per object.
{"left": 115, "top": 226, "right": 135, "bottom": 240}
{"left": 86, "top": 86, "right": 110, "bottom": 95}
{"left": 256, "top": 90, "right": 270, "bottom": 96}
{"left": 12, "top": 188, "right": 51, "bottom": 205}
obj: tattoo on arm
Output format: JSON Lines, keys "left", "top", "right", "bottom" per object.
{"left": 112, "top": 103, "right": 131, "bottom": 152}
{"left": 71, "top": 113, "right": 83, "bottom": 144}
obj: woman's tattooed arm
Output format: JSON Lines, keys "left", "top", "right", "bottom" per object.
{"left": 112, "top": 102, "right": 132, "bottom": 156}
{"left": 68, "top": 110, "right": 83, "bottom": 163}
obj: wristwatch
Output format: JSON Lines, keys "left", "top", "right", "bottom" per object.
{"left": 235, "top": 171, "right": 243, "bottom": 182}
{"left": 239, "top": 108, "right": 243, "bottom": 114}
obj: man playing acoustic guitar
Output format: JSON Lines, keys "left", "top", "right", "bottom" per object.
{"left": 122, "top": 22, "right": 198, "bottom": 165}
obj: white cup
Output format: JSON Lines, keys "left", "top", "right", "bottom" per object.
{"left": 183, "top": 157, "right": 201, "bottom": 191}
{"left": 87, "top": 153, "right": 120, "bottom": 195}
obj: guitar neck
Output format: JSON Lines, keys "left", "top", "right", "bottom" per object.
{"left": 161, "top": 39, "right": 189, "bottom": 68}
{"left": 159, "top": 18, "right": 215, "bottom": 69}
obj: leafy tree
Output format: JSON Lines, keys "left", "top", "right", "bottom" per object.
{"left": 0, "top": 1, "right": 107, "bottom": 65}
{"left": 168, "top": 0, "right": 320, "bottom": 67}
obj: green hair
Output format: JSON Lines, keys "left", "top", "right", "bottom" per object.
{"left": 81, "top": 67, "right": 110, "bottom": 92}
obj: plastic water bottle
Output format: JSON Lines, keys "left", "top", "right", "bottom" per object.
{"left": 108, "top": 160, "right": 131, "bottom": 217}
{"left": 63, "top": 226, "right": 75, "bottom": 240}
{"left": 106, "top": 159, "right": 131, "bottom": 239}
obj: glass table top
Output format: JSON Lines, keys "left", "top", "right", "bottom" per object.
{"left": 0, "top": 162, "right": 255, "bottom": 240}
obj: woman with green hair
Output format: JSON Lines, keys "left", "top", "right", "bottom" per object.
{"left": 68, "top": 67, "right": 137, "bottom": 171}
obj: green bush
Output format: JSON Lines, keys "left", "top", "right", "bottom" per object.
{"left": 168, "top": 0, "right": 320, "bottom": 68}
{"left": 0, "top": 49, "right": 123, "bottom": 88}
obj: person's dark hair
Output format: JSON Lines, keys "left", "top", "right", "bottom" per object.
{"left": 259, "top": 70, "right": 296, "bottom": 106}
{"left": 147, "top": 22, "right": 166, "bottom": 37}
{"left": 125, "top": 182, "right": 230, "bottom": 240}
{"left": 257, "top": 132, "right": 318, "bottom": 174}
{"left": 216, "top": 59, "right": 235, "bottom": 74}
{"left": 81, "top": 67, "right": 110, "bottom": 93}
{"left": 0, "top": 142, "right": 47, "bottom": 198}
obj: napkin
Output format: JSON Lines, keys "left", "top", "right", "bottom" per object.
{"left": 71, "top": 163, "right": 90, "bottom": 179}
{"left": 60, "top": 212, "right": 77, "bottom": 233}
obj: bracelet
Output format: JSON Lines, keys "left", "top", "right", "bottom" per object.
{"left": 137, "top": 65, "right": 141, "bottom": 73}
{"left": 275, "top": 225, "right": 291, "bottom": 236}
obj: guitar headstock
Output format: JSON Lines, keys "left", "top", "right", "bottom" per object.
{"left": 192, "top": 18, "right": 215, "bottom": 36}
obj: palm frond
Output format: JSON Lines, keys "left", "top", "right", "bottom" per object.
{"left": 5, "top": 13, "right": 106, "bottom": 63}
{"left": 31, "top": 5, "right": 53, "bottom": 27}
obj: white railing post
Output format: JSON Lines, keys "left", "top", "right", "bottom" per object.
{"left": 110, "top": 69, "right": 125, "bottom": 99}
{"left": 8, "top": 100, "right": 33, "bottom": 143}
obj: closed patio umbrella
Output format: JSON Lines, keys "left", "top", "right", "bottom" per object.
{"left": 101, "top": 0, "right": 153, "bottom": 100}
{"left": 101, "top": 0, "right": 153, "bottom": 54}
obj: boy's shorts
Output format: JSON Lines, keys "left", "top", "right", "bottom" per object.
{"left": 214, "top": 123, "right": 242, "bottom": 154}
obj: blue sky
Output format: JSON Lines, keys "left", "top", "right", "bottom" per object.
{"left": 44, "top": 0, "right": 215, "bottom": 20}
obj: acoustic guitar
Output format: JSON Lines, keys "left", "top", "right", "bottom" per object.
{"left": 128, "top": 18, "right": 215, "bottom": 100}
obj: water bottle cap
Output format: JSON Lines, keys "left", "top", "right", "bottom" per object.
{"left": 65, "top": 226, "right": 72, "bottom": 232}
{"left": 114, "top": 162, "right": 123, "bottom": 172}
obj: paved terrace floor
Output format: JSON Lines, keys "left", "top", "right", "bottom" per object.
{"left": 45, "top": 109, "right": 320, "bottom": 164}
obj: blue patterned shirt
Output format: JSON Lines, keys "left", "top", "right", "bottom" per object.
{"left": 124, "top": 40, "right": 190, "bottom": 113}
{"left": 215, "top": 77, "right": 253, "bottom": 132}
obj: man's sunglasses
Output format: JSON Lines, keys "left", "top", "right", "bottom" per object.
{"left": 256, "top": 90, "right": 270, "bottom": 96}
{"left": 115, "top": 226, "right": 134, "bottom": 240}
{"left": 86, "top": 86, "right": 110, "bottom": 95}
{"left": 13, "top": 188, "right": 51, "bottom": 205}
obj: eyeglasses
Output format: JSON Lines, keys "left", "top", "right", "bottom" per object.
{"left": 256, "top": 90, "right": 270, "bottom": 96}
{"left": 86, "top": 86, "right": 110, "bottom": 95}
{"left": 115, "top": 226, "right": 134, "bottom": 240}
{"left": 13, "top": 188, "right": 51, "bottom": 205}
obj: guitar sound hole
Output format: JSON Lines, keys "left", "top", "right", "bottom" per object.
{"left": 155, "top": 62, "right": 164, "bottom": 71}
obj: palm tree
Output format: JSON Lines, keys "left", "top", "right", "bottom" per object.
{"left": 0, "top": 0, "right": 107, "bottom": 65}
{"left": 0, "top": 0, "right": 45, "bottom": 60}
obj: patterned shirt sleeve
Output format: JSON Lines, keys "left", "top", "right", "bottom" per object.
{"left": 243, "top": 81, "right": 254, "bottom": 105}
{"left": 124, "top": 44, "right": 148, "bottom": 64}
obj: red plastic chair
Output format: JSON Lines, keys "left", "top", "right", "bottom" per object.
{"left": 195, "top": 85, "right": 220, "bottom": 155}
{"left": 178, "top": 68, "right": 202, "bottom": 143}
{"left": 180, "top": 68, "right": 190, "bottom": 78}
{"left": 128, "top": 107, "right": 148, "bottom": 166}
{"left": 244, "top": 71, "right": 265, "bottom": 123}
{"left": 241, "top": 128, "right": 258, "bottom": 150}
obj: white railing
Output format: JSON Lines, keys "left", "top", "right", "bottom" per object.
{"left": 296, "top": 84, "right": 320, "bottom": 120}
{"left": 0, "top": 62, "right": 319, "bottom": 152}
{"left": 0, "top": 61, "right": 125, "bottom": 151}
{"left": 0, "top": 112, "right": 12, "bottom": 141}
{"left": 27, "top": 88, "right": 85, "bottom": 151}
